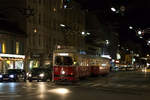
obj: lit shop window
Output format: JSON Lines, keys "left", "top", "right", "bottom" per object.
{"left": 2, "top": 42, "right": 6, "bottom": 54}
{"left": 16, "top": 42, "right": 19, "bottom": 54}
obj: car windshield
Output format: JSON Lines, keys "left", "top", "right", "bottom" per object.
{"left": 55, "top": 56, "right": 73, "bottom": 65}
{"left": 31, "top": 68, "right": 50, "bottom": 73}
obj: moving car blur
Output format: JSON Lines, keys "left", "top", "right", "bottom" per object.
{"left": 0, "top": 69, "right": 26, "bottom": 82}
{"left": 27, "top": 67, "right": 52, "bottom": 82}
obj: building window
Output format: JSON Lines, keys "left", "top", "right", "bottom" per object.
{"left": 39, "top": 0, "right": 41, "bottom": 4}
{"left": 16, "top": 42, "right": 19, "bottom": 54}
{"left": 0, "top": 43, "right": 1, "bottom": 53}
{"left": 39, "top": 14, "right": 41, "bottom": 25}
{"left": 2, "top": 42, "right": 6, "bottom": 54}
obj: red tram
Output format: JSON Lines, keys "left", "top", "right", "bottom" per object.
{"left": 52, "top": 46, "right": 110, "bottom": 83}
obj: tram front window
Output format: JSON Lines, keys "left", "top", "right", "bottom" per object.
{"left": 55, "top": 56, "right": 73, "bottom": 65}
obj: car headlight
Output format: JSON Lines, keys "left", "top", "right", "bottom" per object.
{"left": 39, "top": 73, "right": 44, "bottom": 77}
{"left": 9, "top": 75, "right": 14, "bottom": 78}
{"left": 26, "top": 72, "right": 29, "bottom": 76}
{"left": 142, "top": 68, "right": 147, "bottom": 72}
{"left": 29, "top": 74, "right": 32, "bottom": 77}
{"left": 0, "top": 75, "right": 3, "bottom": 78}
{"left": 61, "top": 71, "right": 65, "bottom": 75}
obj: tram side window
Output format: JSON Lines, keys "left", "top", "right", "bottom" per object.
{"left": 55, "top": 56, "right": 73, "bottom": 65}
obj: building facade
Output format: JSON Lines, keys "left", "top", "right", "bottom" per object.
{"left": 0, "top": 18, "right": 25, "bottom": 73}
{"left": 26, "top": 0, "right": 86, "bottom": 71}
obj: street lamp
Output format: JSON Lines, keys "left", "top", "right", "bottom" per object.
{"left": 129, "top": 26, "right": 133, "bottom": 30}
{"left": 60, "top": 24, "right": 66, "bottom": 27}
{"left": 81, "top": 32, "right": 85, "bottom": 35}
{"left": 87, "top": 32, "right": 91, "bottom": 35}
{"left": 106, "top": 40, "right": 110, "bottom": 45}
{"left": 111, "top": 7, "right": 116, "bottom": 12}
{"left": 129, "top": 26, "right": 144, "bottom": 38}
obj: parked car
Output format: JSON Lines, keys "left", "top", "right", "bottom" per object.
{"left": 0, "top": 69, "right": 26, "bottom": 82}
{"left": 28, "top": 67, "right": 52, "bottom": 82}
{"left": 126, "top": 66, "right": 135, "bottom": 71}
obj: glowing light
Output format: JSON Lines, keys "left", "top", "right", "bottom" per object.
{"left": 57, "top": 53, "right": 69, "bottom": 56}
{"left": 106, "top": 40, "right": 110, "bottom": 45}
{"left": 138, "top": 31, "right": 142, "bottom": 35}
{"left": 102, "top": 64, "right": 106, "bottom": 66}
{"left": 60, "top": 24, "right": 65, "bottom": 27}
{"left": 64, "top": 5, "right": 67, "bottom": 8}
{"left": 129, "top": 26, "right": 133, "bottom": 29}
{"left": 0, "top": 75, "right": 2, "bottom": 78}
{"left": 115, "top": 60, "right": 120, "bottom": 63}
{"left": 57, "top": 45, "right": 61, "bottom": 49}
{"left": 49, "top": 88, "right": 70, "bottom": 95}
{"left": 39, "top": 73, "right": 44, "bottom": 77}
{"left": 139, "top": 36, "right": 143, "bottom": 39}
{"left": 6, "top": 60, "right": 10, "bottom": 64}
{"left": 87, "top": 32, "right": 91, "bottom": 35}
{"left": 111, "top": 7, "right": 116, "bottom": 12}
{"left": 112, "top": 59, "right": 115, "bottom": 62}
{"left": 81, "top": 32, "right": 85, "bottom": 35}
{"left": 61, "top": 71, "right": 65, "bottom": 75}
{"left": 0, "top": 53, "right": 25, "bottom": 58}
{"left": 34, "top": 28, "right": 37, "bottom": 33}
{"left": 101, "top": 55, "right": 111, "bottom": 59}
{"left": 9, "top": 75, "right": 14, "bottom": 78}
{"left": 16, "top": 42, "right": 19, "bottom": 54}
{"left": 2, "top": 43, "right": 6, "bottom": 54}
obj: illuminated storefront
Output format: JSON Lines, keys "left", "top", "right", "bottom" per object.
{"left": 29, "top": 60, "right": 40, "bottom": 69}
{"left": 0, "top": 54, "right": 25, "bottom": 73}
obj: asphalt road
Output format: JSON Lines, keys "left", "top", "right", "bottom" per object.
{"left": 0, "top": 71, "right": 150, "bottom": 100}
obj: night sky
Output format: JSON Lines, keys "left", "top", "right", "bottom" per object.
{"left": 77, "top": 0, "right": 150, "bottom": 55}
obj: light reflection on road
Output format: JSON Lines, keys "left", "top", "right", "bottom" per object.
{"left": 0, "top": 72, "right": 150, "bottom": 100}
{"left": 48, "top": 88, "right": 71, "bottom": 95}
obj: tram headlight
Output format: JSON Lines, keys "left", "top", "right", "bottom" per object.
{"left": 0, "top": 75, "right": 3, "bottom": 78}
{"left": 39, "top": 73, "right": 45, "bottom": 77}
{"left": 9, "top": 75, "right": 14, "bottom": 78}
{"left": 61, "top": 71, "right": 65, "bottom": 75}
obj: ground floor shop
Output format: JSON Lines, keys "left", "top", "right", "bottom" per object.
{"left": 0, "top": 53, "right": 25, "bottom": 73}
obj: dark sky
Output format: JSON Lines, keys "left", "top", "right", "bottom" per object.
{"left": 77, "top": 0, "right": 150, "bottom": 55}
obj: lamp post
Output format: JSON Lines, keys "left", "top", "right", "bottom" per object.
{"left": 129, "top": 26, "right": 144, "bottom": 38}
